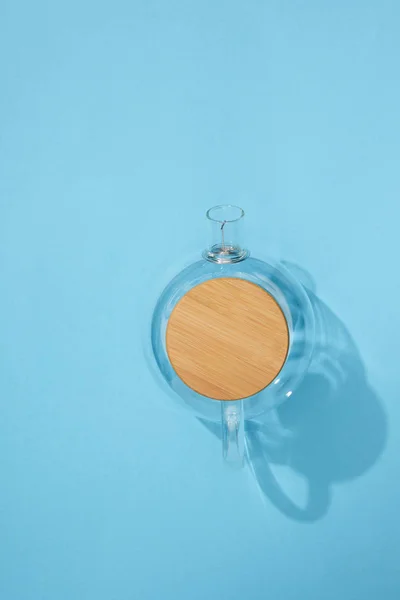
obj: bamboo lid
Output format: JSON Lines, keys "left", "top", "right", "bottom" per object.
{"left": 166, "top": 277, "right": 289, "bottom": 400}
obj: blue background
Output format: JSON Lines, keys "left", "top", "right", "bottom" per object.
{"left": 1, "top": 1, "right": 399, "bottom": 598}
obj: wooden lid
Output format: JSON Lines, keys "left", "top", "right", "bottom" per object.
{"left": 166, "top": 277, "right": 289, "bottom": 401}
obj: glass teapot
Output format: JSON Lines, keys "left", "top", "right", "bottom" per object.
{"left": 148, "top": 205, "right": 314, "bottom": 467}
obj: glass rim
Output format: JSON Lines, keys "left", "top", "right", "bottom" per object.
{"left": 206, "top": 204, "right": 245, "bottom": 224}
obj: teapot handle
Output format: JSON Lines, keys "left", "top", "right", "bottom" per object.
{"left": 221, "top": 401, "right": 245, "bottom": 468}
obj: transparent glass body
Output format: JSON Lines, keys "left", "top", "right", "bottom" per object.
{"left": 149, "top": 206, "right": 315, "bottom": 466}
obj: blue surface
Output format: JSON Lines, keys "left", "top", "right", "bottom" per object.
{"left": 1, "top": 1, "right": 399, "bottom": 599}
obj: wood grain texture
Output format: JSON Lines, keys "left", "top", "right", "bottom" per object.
{"left": 166, "top": 277, "right": 289, "bottom": 400}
